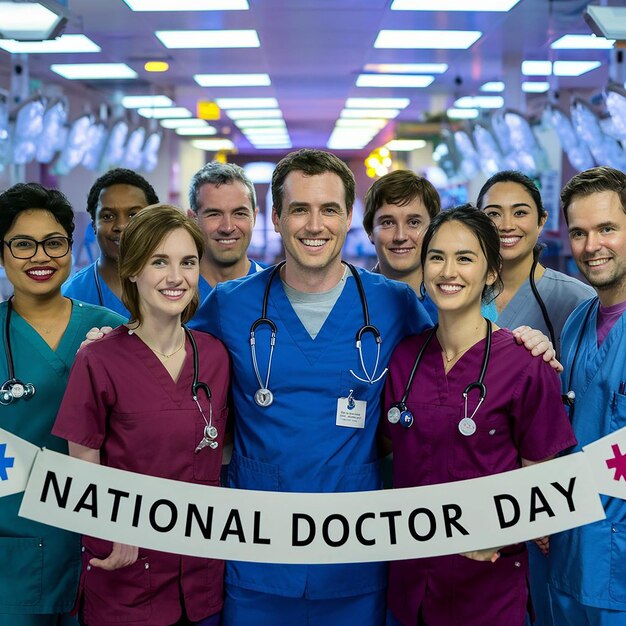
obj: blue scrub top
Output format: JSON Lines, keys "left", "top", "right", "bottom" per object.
{"left": 62, "top": 260, "right": 129, "bottom": 318}
{"left": 190, "top": 266, "right": 431, "bottom": 600}
{"left": 549, "top": 298, "right": 626, "bottom": 611}
{"left": 197, "top": 259, "right": 266, "bottom": 303}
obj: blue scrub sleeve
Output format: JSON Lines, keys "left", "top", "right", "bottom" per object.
{"left": 189, "top": 288, "right": 222, "bottom": 336}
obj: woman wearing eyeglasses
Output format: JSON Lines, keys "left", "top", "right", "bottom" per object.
{"left": 0, "top": 183, "right": 123, "bottom": 626}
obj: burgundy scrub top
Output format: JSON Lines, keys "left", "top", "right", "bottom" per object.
{"left": 53, "top": 326, "right": 230, "bottom": 626}
{"left": 383, "top": 328, "right": 576, "bottom": 626}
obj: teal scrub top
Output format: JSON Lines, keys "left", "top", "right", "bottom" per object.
{"left": 0, "top": 300, "right": 123, "bottom": 615}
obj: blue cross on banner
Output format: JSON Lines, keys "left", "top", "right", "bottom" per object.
{"left": 0, "top": 443, "right": 15, "bottom": 480}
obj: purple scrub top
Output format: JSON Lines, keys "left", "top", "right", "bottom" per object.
{"left": 383, "top": 328, "right": 576, "bottom": 626}
{"left": 54, "top": 327, "right": 230, "bottom": 626}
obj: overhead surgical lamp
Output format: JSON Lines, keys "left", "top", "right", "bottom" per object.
{"left": 0, "top": 1, "right": 68, "bottom": 41}
{"left": 585, "top": 4, "right": 626, "bottom": 41}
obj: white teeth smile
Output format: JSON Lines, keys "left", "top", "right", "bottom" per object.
{"left": 390, "top": 248, "right": 413, "bottom": 254}
{"left": 28, "top": 269, "right": 53, "bottom": 276}
{"left": 587, "top": 259, "right": 609, "bottom": 267}
{"left": 301, "top": 239, "right": 326, "bottom": 247}
{"left": 500, "top": 237, "right": 521, "bottom": 245}
{"left": 161, "top": 289, "right": 184, "bottom": 297}
{"left": 217, "top": 239, "right": 237, "bottom": 244}
{"left": 439, "top": 284, "right": 462, "bottom": 293}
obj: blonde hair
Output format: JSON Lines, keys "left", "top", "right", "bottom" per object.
{"left": 119, "top": 204, "right": 204, "bottom": 324}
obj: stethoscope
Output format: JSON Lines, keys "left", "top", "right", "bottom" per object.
{"left": 529, "top": 245, "right": 558, "bottom": 358}
{"left": 93, "top": 262, "right": 104, "bottom": 307}
{"left": 184, "top": 327, "right": 219, "bottom": 453}
{"left": 249, "top": 261, "right": 386, "bottom": 408}
{"left": 387, "top": 319, "right": 492, "bottom": 435}
{"left": 0, "top": 299, "right": 36, "bottom": 405}
{"left": 561, "top": 298, "right": 597, "bottom": 420}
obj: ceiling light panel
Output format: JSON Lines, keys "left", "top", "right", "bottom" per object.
{"left": 346, "top": 98, "right": 409, "bottom": 109}
{"left": 138, "top": 107, "right": 192, "bottom": 119}
{"left": 391, "top": 0, "right": 520, "bottom": 10}
{"left": 192, "top": 139, "right": 235, "bottom": 151}
{"left": 364, "top": 63, "right": 448, "bottom": 74}
{"left": 385, "top": 139, "right": 427, "bottom": 151}
{"left": 226, "top": 109, "right": 282, "bottom": 119}
{"left": 522, "top": 81, "right": 549, "bottom": 93}
{"left": 215, "top": 98, "right": 278, "bottom": 109}
{"left": 447, "top": 108, "right": 479, "bottom": 119}
{"left": 340, "top": 108, "right": 400, "bottom": 119}
{"left": 0, "top": 2, "right": 65, "bottom": 39}
{"left": 51, "top": 63, "right": 137, "bottom": 80}
{"left": 336, "top": 119, "right": 389, "bottom": 129}
{"left": 234, "top": 119, "right": 286, "bottom": 128}
{"left": 551, "top": 34, "right": 614, "bottom": 49}
{"left": 176, "top": 127, "right": 217, "bottom": 136}
{"left": 480, "top": 81, "right": 505, "bottom": 92}
{"left": 122, "top": 95, "right": 173, "bottom": 108}
{"left": 454, "top": 96, "right": 503, "bottom": 109}
{"left": 374, "top": 29, "right": 481, "bottom": 49}
{"left": 553, "top": 61, "right": 601, "bottom": 76}
{"left": 160, "top": 118, "right": 207, "bottom": 128}
{"left": 356, "top": 74, "right": 434, "bottom": 88}
{"left": 156, "top": 30, "right": 260, "bottom": 49}
{"left": 0, "top": 34, "right": 99, "bottom": 54}
{"left": 194, "top": 73, "right": 271, "bottom": 87}
{"left": 521, "top": 60, "right": 552, "bottom": 76}
{"left": 124, "top": 0, "right": 248, "bottom": 9}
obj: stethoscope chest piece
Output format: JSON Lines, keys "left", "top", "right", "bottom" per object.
{"left": 254, "top": 387, "right": 274, "bottom": 407}
{"left": 458, "top": 417, "right": 477, "bottom": 437}
{"left": 0, "top": 380, "right": 35, "bottom": 405}
{"left": 387, "top": 405, "right": 401, "bottom": 424}
{"left": 400, "top": 410, "right": 414, "bottom": 428}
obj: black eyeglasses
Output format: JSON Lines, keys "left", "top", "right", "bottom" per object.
{"left": 3, "top": 236, "right": 72, "bottom": 260}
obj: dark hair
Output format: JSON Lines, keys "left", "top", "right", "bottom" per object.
{"left": 86, "top": 168, "right": 159, "bottom": 222}
{"left": 420, "top": 203, "right": 503, "bottom": 303}
{"left": 363, "top": 170, "right": 441, "bottom": 235}
{"left": 476, "top": 170, "right": 546, "bottom": 226}
{"left": 271, "top": 149, "right": 355, "bottom": 216}
{"left": 119, "top": 204, "right": 204, "bottom": 325}
{"left": 0, "top": 182, "right": 74, "bottom": 261}
{"left": 188, "top": 161, "right": 256, "bottom": 213}
{"left": 561, "top": 166, "right": 626, "bottom": 224}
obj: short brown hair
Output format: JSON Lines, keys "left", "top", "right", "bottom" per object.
{"left": 271, "top": 149, "right": 355, "bottom": 216}
{"left": 363, "top": 170, "right": 441, "bottom": 236}
{"left": 119, "top": 204, "right": 205, "bottom": 325}
{"left": 561, "top": 166, "right": 626, "bottom": 224}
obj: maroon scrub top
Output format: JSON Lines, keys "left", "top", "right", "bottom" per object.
{"left": 53, "top": 326, "right": 230, "bottom": 626}
{"left": 383, "top": 328, "right": 576, "bottom": 626}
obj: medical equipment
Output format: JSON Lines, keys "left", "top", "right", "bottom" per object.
{"left": 0, "top": 299, "right": 36, "bottom": 405}
{"left": 387, "top": 319, "right": 492, "bottom": 435}
{"left": 250, "top": 261, "right": 386, "bottom": 408}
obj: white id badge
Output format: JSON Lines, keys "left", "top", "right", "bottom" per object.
{"left": 336, "top": 391, "right": 367, "bottom": 429}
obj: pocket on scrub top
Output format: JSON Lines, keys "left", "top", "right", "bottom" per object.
{"left": 227, "top": 450, "right": 281, "bottom": 491}
{"left": 337, "top": 460, "right": 380, "bottom": 492}
{"left": 193, "top": 407, "right": 228, "bottom": 482}
{"left": 82, "top": 542, "right": 152, "bottom": 623}
{"left": 611, "top": 392, "right": 626, "bottom": 431}
{"left": 0, "top": 536, "right": 43, "bottom": 606}
{"left": 448, "top": 407, "right": 511, "bottom": 480}
{"left": 609, "top": 522, "right": 626, "bottom": 602}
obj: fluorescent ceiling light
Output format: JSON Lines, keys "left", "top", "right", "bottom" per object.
{"left": 327, "top": 139, "right": 369, "bottom": 150}
{"left": 249, "top": 137, "right": 291, "bottom": 144}
{"left": 122, "top": 95, "right": 173, "bottom": 108}
{"left": 243, "top": 127, "right": 289, "bottom": 136}
{"left": 454, "top": 96, "right": 503, "bottom": 109}
{"left": 480, "top": 81, "right": 505, "bottom": 92}
{"left": 176, "top": 126, "right": 217, "bottom": 136}
{"left": 551, "top": 34, "right": 614, "bottom": 49}
{"left": 234, "top": 119, "right": 286, "bottom": 128}
{"left": 51, "top": 63, "right": 137, "bottom": 80}
{"left": 194, "top": 73, "right": 271, "bottom": 87}
{"left": 356, "top": 74, "right": 434, "bottom": 88}
{"left": 0, "top": 1, "right": 67, "bottom": 40}
{"left": 0, "top": 34, "right": 99, "bottom": 54}
{"left": 521, "top": 60, "right": 552, "bottom": 76}
{"left": 340, "top": 108, "right": 400, "bottom": 119}
{"left": 336, "top": 118, "right": 388, "bottom": 129}
{"left": 553, "top": 61, "right": 601, "bottom": 76}
{"left": 346, "top": 98, "right": 409, "bottom": 109}
{"left": 364, "top": 63, "right": 448, "bottom": 74}
{"left": 138, "top": 107, "right": 192, "bottom": 119}
{"left": 226, "top": 109, "right": 282, "bottom": 119}
{"left": 123, "top": 0, "right": 248, "bottom": 10}
{"left": 374, "top": 29, "right": 481, "bottom": 49}
{"left": 584, "top": 5, "right": 626, "bottom": 40}
{"left": 522, "top": 81, "right": 549, "bottom": 93}
{"left": 160, "top": 118, "right": 207, "bottom": 128}
{"left": 391, "top": 0, "right": 520, "bottom": 10}
{"left": 447, "top": 108, "right": 479, "bottom": 119}
{"left": 385, "top": 139, "right": 426, "bottom": 151}
{"left": 215, "top": 98, "right": 278, "bottom": 109}
{"left": 192, "top": 139, "right": 235, "bottom": 151}
{"left": 156, "top": 30, "right": 259, "bottom": 49}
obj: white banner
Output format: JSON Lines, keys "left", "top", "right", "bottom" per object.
{"left": 1, "top": 427, "right": 626, "bottom": 564}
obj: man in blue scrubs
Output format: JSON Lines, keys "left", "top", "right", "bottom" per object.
{"left": 190, "top": 150, "right": 432, "bottom": 625}
{"left": 187, "top": 162, "right": 264, "bottom": 302}
{"left": 549, "top": 166, "right": 626, "bottom": 625}
{"left": 63, "top": 168, "right": 159, "bottom": 316}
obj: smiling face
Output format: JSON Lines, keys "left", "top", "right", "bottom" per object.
{"left": 130, "top": 228, "right": 200, "bottom": 324}
{"left": 272, "top": 170, "right": 351, "bottom": 289}
{"left": 481, "top": 181, "right": 546, "bottom": 265}
{"left": 193, "top": 180, "right": 257, "bottom": 269}
{"left": 95, "top": 184, "right": 150, "bottom": 265}
{"left": 370, "top": 197, "right": 430, "bottom": 284}
{"left": 1, "top": 209, "right": 72, "bottom": 301}
{"left": 424, "top": 220, "right": 496, "bottom": 315}
{"left": 568, "top": 190, "right": 626, "bottom": 305}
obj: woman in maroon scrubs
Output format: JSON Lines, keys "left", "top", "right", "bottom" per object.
{"left": 54, "top": 205, "right": 229, "bottom": 626}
